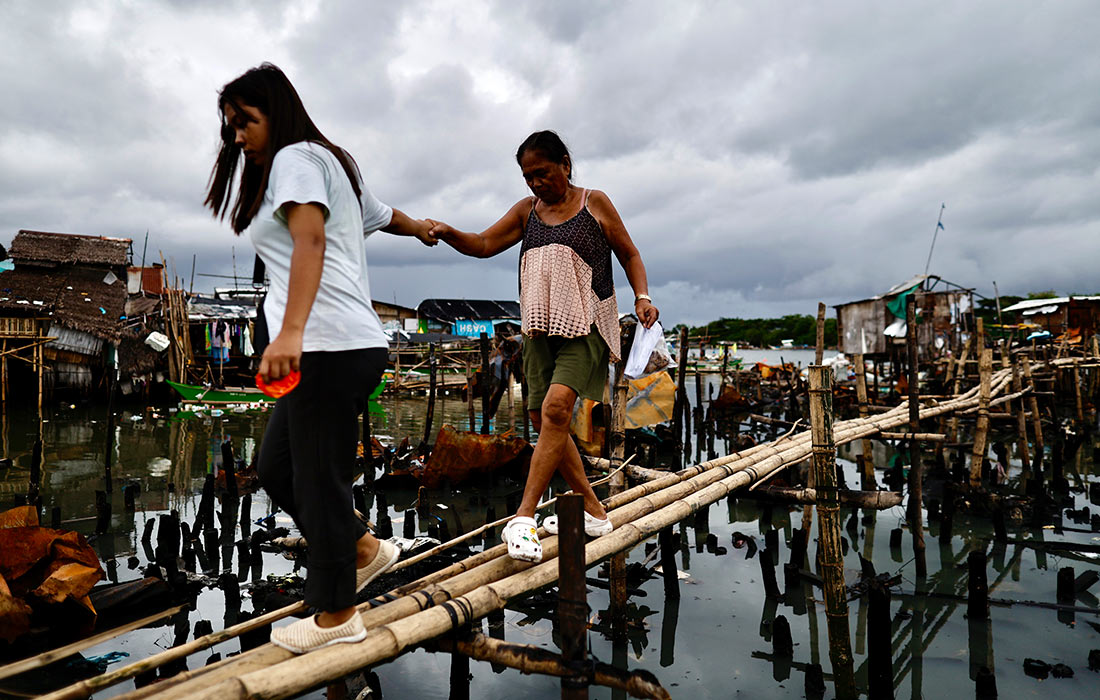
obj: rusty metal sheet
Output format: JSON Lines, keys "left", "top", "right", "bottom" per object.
{"left": 415, "top": 424, "right": 531, "bottom": 488}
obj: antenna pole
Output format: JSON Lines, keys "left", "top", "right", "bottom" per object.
{"left": 923, "top": 203, "right": 946, "bottom": 276}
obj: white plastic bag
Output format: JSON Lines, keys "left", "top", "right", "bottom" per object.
{"left": 624, "top": 321, "right": 670, "bottom": 379}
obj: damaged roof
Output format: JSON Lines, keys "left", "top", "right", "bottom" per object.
{"left": 9, "top": 230, "right": 131, "bottom": 268}
{"left": 0, "top": 265, "right": 127, "bottom": 340}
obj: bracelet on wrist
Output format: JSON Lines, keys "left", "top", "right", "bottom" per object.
{"left": 635, "top": 294, "right": 652, "bottom": 303}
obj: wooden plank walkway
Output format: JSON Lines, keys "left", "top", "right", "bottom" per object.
{"left": 29, "top": 360, "right": 1044, "bottom": 700}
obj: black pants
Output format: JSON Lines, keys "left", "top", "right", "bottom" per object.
{"left": 257, "top": 347, "right": 387, "bottom": 611}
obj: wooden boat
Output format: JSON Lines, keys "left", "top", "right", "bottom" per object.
{"left": 166, "top": 378, "right": 388, "bottom": 405}
{"left": 166, "top": 381, "right": 274, "bottom": 404}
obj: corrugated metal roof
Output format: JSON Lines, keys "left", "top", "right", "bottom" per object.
{"left": 1001, "top": 296, "right": 1100, "bottom": 313}
{"left": 417, "top": 298, "right": 520, "bottom": 323}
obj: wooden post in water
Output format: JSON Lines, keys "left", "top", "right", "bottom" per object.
{"left": 1022, "top": 357, "right": 1044, "bottom": 462}
{"left": 1010, "top": 354, "right": 1030, "bottom": 467}
{"left": 807, "top": 365, "right": 856, "bottom": 699}
{"left": 802, "top": 306, "right": 828, "bottom": 535}
{"left": 423, "top": 343, "right": 437, "bottom": 448}
{"left": 969, "top": 346, "right": 993, "bottom": 488}
{"left": 520, "top": 373, "right": 530, "bottom": 443}
{"left": 465, "top": 359, "right": 475, "bottom": 432}
{"left": 556, "top": 494, "right": 589, "bottom": 699}
{"left": 673, "top": 326, "right": 689, "bottom": 449}
{"left": 815, "top": 302, "right": 826, "bottom": 365}
{"left": 1073, "top": 359, "right": 1084, "bottom": 426}
{"left": 906, "top": 297, "right": 926, "bottom": 579}
{"left": 853, "top": 353, "right": 876, "bottom": 488}
{"left": 479, "top": 333, "right": 491, "bottom": 435}
{"left": 608, "top": 360, "right": 628, "bottom": 616}
{"left": 866, "top": 578, "right": 894, "bottom": 699}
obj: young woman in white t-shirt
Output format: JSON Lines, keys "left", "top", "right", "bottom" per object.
{"left": 205, "top": 63, "right": 435, "bottom": 653}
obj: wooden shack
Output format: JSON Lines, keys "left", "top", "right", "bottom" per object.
{"left": 834, "top": 274, "right": 974, "bottom": 360}
{"left": 0, "top": 230, "right": 132, "bottom": 399}
{"left": 1001, "top": 295, "right": 1100, "bottom": 344}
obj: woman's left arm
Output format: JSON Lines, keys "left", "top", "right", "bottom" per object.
{"left": 589, "top": 190, "right": 659, "bottom": 328}
{"left": 382, "top": 208, "right": 438, "bottom": 247}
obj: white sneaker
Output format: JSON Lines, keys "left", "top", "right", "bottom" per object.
{"left": 270, "top": 613, "right": 366, "bottom": 654}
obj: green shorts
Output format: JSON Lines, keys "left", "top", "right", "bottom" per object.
{"left": 522, "top": 329, "right": 610, "bottom": 409}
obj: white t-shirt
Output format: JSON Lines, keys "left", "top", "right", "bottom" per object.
{"left": 248, "top": 141, "right": 393, "bottom": 352}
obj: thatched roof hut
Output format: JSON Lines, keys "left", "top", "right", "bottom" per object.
{"left": 8, "top": 230, "right": 130, "bottom": 268}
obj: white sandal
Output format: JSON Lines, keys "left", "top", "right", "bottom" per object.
{"left": 542, "top": 511, "right": 613, "bottom": 537}
{"left": 501, "top": 516, "right": 542, "bottom": 563}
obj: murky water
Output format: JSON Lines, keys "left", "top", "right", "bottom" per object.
{"left": 1, "top": 354, "right": 1098, "bottom": 699}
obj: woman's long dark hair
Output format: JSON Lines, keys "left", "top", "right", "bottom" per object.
{"left": 205, "top": 63, "right": 362, "bottom": 234}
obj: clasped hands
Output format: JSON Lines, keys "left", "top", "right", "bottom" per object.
{"left": 410, "top": 218, "right": 459, "bottom": 247}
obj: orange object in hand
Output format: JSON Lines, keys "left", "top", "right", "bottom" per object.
{"left": 255, "top": 370, "right": 301, "bottom": 398}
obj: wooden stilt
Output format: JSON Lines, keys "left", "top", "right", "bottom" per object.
{"left": 853, "top": 353, "right": 875, "bottom": 488}
{"left": 557, "top": 494, "right": 589, "bottom": 699}
{"left": 1009, "top": 355, "right": 1030, "bottom": 467}
{"left": 479, "top": 333, "right": 491, "bottom": 435}
{"left": 906, "top": 297, "right": 926, "bottom": 578}
{"left": 807, "top": 365, "right": 856, "bottom": 699}
{"left": 466, "top": 359, "right": 475, "bottom": 432}
{"left": 609, "top": 360, "right": 628, "bottom": 615}
{"left": 673, "top": 327, "right": 689, "bottom": 449}
{"left": 1073, "top": 359, "right": 1084, "bottom": 425}
{"left": 423, "top": 343, "right": 437, "bottom": 448}
{"left": 969, "top": 347, "right": 993, "bottom": 488}
{"left": 1022, "top": 357, "right": 1044, "bottom": 462}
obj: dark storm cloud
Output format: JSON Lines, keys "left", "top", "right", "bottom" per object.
{"left": 1, "top": 0, "right": 1097, "bottom": 326}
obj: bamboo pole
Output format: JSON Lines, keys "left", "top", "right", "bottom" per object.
{"left": 0, "top": 605, "right": 185, "bottom": 682}
{"left": 853, "top": 353, "right": 875, "bottom": 487}
{"left": 1022, "top": 357, "right": 1044, "bottom": 463}
{"left": 905, "top": 297, "right": 926, "bottom": 578}
{"left": 808, "top": 366, "right": 856, "bottom": 699}
{"left": 946, "top": 337, "right": 972, "bottom": 443}
{"left": 432, "top": 633, "right": 670, "bottom": 700}
{"left": 968, "top": 348, "right": 993, "bottom": 487}
{"left": 878, "top": 432, "right": 946, "bottom": 442}
{"left": 1073, "top": 359, "right": 1084, "bottom": 425}
{"left": 747, "top": 486, "right": 902, "bottom": 509}
{"left": 1010, "top": 355, "right": 1031, "bottom": 466}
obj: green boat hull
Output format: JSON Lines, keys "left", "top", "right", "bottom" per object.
{"left": 167, "top": 378, "right": 387, "bottom": 403}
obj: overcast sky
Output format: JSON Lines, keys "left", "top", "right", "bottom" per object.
{"left": 1, "top": 1, "right": 1097, "bottom": 325}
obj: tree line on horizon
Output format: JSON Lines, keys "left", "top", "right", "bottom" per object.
{"left": 677, "top": 315, "right": 838, "bottom": 348}
{"left": 680, "top": 290, "right": 1091, "bottom": 349}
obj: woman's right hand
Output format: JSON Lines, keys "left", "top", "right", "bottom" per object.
{"left": 426, "top": 219, "right": 456, "bottom": 243}
{"left": 258, "top": 331, "right": 302, "bottom": 382}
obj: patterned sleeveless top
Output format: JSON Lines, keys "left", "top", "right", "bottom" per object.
{"left": 519, "top": 189, "right": 621, "bottom": 361}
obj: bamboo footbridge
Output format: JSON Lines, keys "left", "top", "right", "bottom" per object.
{"left": 34, "top": 358, "right": 1055, "bottom": 700}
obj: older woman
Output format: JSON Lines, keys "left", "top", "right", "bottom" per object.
{"left": 428, "top": 131, "right": 658, "bottom": 562}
